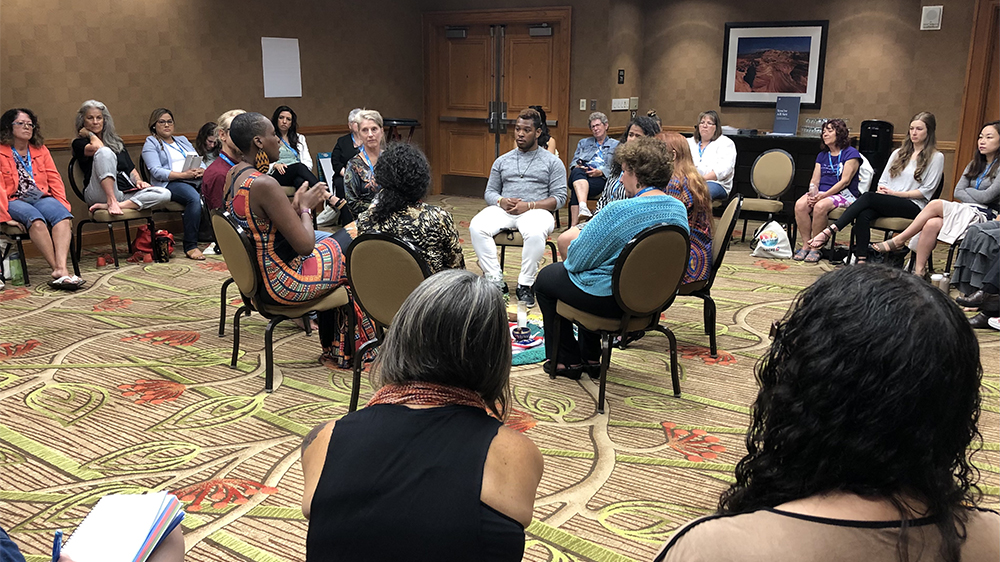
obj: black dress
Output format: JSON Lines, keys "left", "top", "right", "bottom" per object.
{"left": 306, "top": 404, "right": 526, "bottom": 562}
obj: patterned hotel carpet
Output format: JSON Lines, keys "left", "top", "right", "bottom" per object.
{"left": 1, "top": 194, "right": 997, "bottom": 562}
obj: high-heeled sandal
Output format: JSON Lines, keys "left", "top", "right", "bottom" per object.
{"left": 328, "top": 195, "right": 347, "bottom": 211}
{"left": 870, "top": 239, "right": 902, "bottom": 254}
{"left": 808, "top": 226, "right": 837, "bottom": 249}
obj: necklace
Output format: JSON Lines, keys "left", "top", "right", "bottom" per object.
{"left": 516, "top": 148, "right": 539, "bottom": 178}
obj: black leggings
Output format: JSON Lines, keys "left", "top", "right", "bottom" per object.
{"left": 535, "top": 263, "right": 623, "bottom": 365}
{"left": 270, "top": 162, "right": 319, "bottom": 189}
{"left": 332, "top": 175, "right": 354, "bottom": 224}
{"left": 831, "top": 192, "right": 921, "bottom": 258}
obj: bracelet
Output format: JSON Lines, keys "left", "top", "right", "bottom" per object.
{"left": 498, "top": 197, "right": 504, "bottom": 208}
{"left": 299, "top": 208, "right": 312, "bottom": 216}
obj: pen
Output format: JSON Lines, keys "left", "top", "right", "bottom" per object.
{"left": 51, "top": 529, "right": 62, "bottom": 562}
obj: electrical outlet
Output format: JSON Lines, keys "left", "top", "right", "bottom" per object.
{"left": 579, "top": 98, "right": 587, "bottom": 111}
{"left": 611, "top": 98, "right": 630, "bottom": 111}
{"left": 629, "top": 97, "right": 639, "bottom": 110}
{"left": 590, "top": 99, "right": 597, "bottom": 111}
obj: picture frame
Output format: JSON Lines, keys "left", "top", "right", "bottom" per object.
{"left": 720, "top": 20, "right": 828, "bottom": 109}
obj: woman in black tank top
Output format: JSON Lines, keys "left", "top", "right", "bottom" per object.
{"left": 301, "top": 270, "right": 544, "bottom": 561}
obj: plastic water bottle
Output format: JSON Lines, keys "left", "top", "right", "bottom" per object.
{"left": 9, "top": 252, "right": 24, "bottom": 286}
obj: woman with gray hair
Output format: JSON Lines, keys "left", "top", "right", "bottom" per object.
{"left": 72, "top": 100, "right": 171, "bottom": 216}
{"left": 327, "top": 108, "right": 363, "bottom": 225}
{"left": 301, "top": 269, "right": 544, "bottom": 561}
{"left": 343, "top": 109, "right": 385, "bottom": 218}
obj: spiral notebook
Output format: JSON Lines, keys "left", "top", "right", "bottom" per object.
{"left": 63, "top": 491, "right": 185, "bottom": 562}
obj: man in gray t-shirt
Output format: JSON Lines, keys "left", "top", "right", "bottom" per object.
{"left": 469, "top": 108, "right": 567, "bottom": 307}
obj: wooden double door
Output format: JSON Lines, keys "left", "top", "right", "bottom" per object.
{"left": 423, "top": 8, "right": 571, "bottom": 193}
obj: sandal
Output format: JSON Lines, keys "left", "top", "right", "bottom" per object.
{"left": 328, "top": 196, "right": 347, "bottom": 211}
{"left": 870, "top": 239, "right": 902, "bottom": 254}
{"left": 793, "top": 248, "right": 809, "bottom": 261}
{"left": 804, "top": 249, "right": 822, "bottom": 263}
{"left": 543, "top": 360, "right": 582, "bottom": 380}
{"left": 808, "top": 226, "right": 836, "bottom": 249}
{"left": 186, "top": 248, "right": 206, "bottom": 260}
{"left": 48, "top": 275, "right": 83, "bottom": 291}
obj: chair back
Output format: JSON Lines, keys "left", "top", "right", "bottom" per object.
{"left": 211, "top": 211, "right": 259, "bottom": 300}
{"left": 857, "top": 154, "right": 875, "bottom": 193}
{"left": 710, "top": 194, "right": 742, "bottom": 273}
{"left": 67, "top": 158, "right": 87, "bottom": 201}
{"left": 346, "top": 232, "right": 432, "bottom": 328}
{"left": 750, "top": 149, "right": 795, "bottom": 199}
{"left": 930, "top": 173, "right": 945, "bottom": 200}
{"left": 138, "top": 153, "right": 151, "bottom": 183}
{"left": 613, "top": 224, "right": 690, "bottom": 318}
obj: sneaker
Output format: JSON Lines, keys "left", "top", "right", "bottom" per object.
{"left": 989, "top": 317, "right": 1000, "bottom": 331}
{"left": 202, "top": 243, "right": 218, "bottom": 256}
{"left": 516, "top": 284, "right": 535, "bottom": 308}
{"left": 496, "top": 280, "right": 510, "bottom": 307}
{"left": 578, "top": 206, "right": 593, "bottom": 220}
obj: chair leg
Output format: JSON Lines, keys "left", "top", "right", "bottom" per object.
{"left": 945, "top": 243, "right": 957, "bottom": 273}
{"left": 741, "top": 219, "right": 748, "bottom": 242}
{"left": 499, "top": 245, "right": 506, "bottom": 270}
{"left": 658, "top": 326, "right": 681, "bottom": 397}
{"left": 75, "top": 220, "right": 87, "bottom": 269}
{"left": 351, "top": 338, "right": 380, "bottom": 412}
{"left": 264, "top": 317, "right": 283, "bottom": 392}
{"left": 15, "top": 238, "right": 28, "bottom": 286}
{"left": 219, "top": 278, "right": 235, "bottom": 336}
{"left": 231, "top": 305, "right": 248, "bottom": 368}
{"left": 546, "top": 241, "right": 558, "bottom": 263}
{"left": 597, "top": 333, "right": 612, "bottom": 414}
{"left": 549, "top": 314, "right": 561, "bottom": 380}
{"left": 108, "top": 224, "right": 120, "bottom": 268}
{"left": 704, "top": 295, "right": 718, "bottom": 358}
{"left": 70, "top": 232, "right": 81, "bottom": 277}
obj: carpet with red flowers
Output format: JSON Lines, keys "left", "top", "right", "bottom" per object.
{"left": 1, "top": 195, "right": 997, "bottom": 562}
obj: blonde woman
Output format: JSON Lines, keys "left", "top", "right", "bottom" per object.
{"left": 343, "top": 109, "right": 385, "bottom": 218}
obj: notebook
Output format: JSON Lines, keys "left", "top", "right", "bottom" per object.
{"left": 62, "top": 491, "right": 185, "bottom": 562}
{"left": 181, "top": 153, "right": 203, "bottom": 172}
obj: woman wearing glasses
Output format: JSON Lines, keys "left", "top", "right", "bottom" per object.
{"left": 141, "top": 108, "right": 206, "bottom": 259}
{"left": 0, "top": 108, "right": 82, "bottom": 289}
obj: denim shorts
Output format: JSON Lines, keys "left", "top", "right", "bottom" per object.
{"left": 6, "top": 197, "right": 73, "bottom": 227}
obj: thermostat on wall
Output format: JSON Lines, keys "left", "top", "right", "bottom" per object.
{"left": 921, "top": 5, "right": 943, "bottom": 30}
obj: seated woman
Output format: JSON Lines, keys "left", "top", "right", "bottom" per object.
{"left": 809, "top": 111, "right": 944, "bottom": 266}
{"left": 344, "top": 109, "right": 385, "bottom": 219}
{"left": 141, "top": 108, "right": 206, "bottom": 260}
{"left": 556, "top": 115, "right": 661, "bottom": 258}
{"left": 793, "top": 119, "right": 862, "bottom": 262}
{"left": 0, "top": 108, "right": 82, "bottom": 289}
{"left": 194, "top": 121, "right": 220, "bottom": 166}
{"left": 356, "top": 143, "right": 464, "bottom": 273}
{"left": 868, "top": 121, "right": 999, "bottom": 278}
{"left": 224, "top": 112, "right": 374, "bottom": 368}
{"left": 655, "top": 265, "right": 998, "bottom": 561}
{"left": 951, "top": 220, "right": 1000, "bottom": 329}
{"left": 329, "top": 108, "right": 363, "bottom": 225}
{"left": 568, "top": 111, "right": 618, "bottom": 225}
{"left": 74, "top": 100, "right": 171, "bottom": 217}
{"left": 686, "top": 110, "right": 737, "bottom": 201}
{"left": 662, "top": 132, "right": 713, "bottom": 284}
{"left": 269, "top": 106, "right": 329, "bottom": 197}
{"left": 536, "top": 137, "right": 689, "bottom": 378}
{"left": 301, "top": 269, "right": 544, "bottom": 561}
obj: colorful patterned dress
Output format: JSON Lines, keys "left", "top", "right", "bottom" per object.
{"left": 229, "top": 170, "right": 375, "bottom": 367}
{"left": 664, "top": 176, "right": 713, "bottom": 284}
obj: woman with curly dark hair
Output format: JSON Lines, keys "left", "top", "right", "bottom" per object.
{"left": 355, "top": 143, "right": 464, "bottom": 273}
{"left": 655, "top": 265, "right": 998, "bottom": 562}
{"left": 792, "top": 118, "right": 862, "bottom": 262}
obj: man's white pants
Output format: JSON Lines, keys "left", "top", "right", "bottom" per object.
{"left": 469, "top": 206, "right": 555, "bottom": 287}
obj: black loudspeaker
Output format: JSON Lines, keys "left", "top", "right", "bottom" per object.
{"left": 859, "top": 120, "right": 894, "bottom": 182}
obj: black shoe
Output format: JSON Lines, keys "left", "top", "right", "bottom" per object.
{"left": 542, "top": 360, "right": 582, "bottom": 380}
{"left": 516, "top": 284, "right": 535, "bottom": 307}
{"left": 956, "top": 289, "right": 987, "bottom": 308}
{"left": 969, "top": 312, "right": 993, "bottom": 329}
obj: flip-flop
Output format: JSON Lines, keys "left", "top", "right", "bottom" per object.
{"left": 793, "top": 248, "right": 809, "bottom": 261}
{"left": 48, "top": 276, "right": 82, "bottom": 291}
{"left": 68, "top": 275, "right": 86, "bottom": 287}
{"left": 804, "top": 249, "right": 822, "bottom": 263}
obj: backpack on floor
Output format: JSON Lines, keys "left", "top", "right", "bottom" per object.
{"left": 750, "top": 221, "right": 793, "bottom": 259}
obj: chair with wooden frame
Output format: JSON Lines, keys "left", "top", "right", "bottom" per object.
{"left": 551, "top": 224, "right": 690, "bottom": 414}
{"left": 211, "top": 210, "right": 354, "bottom": 393}
{"left": 345, "top": 232, "right": 433, "bottom": 411}
{"left": 677, "top": 194, "right": 743, "bottom": 358}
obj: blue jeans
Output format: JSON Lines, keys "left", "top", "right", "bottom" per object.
{"left": 164, "top": 181, "right": 203, "bottom": 252}
{"left": 7, "top": 197, "right": 72, "bottom": 227}
{"left": 707, "top": 181, "right": 728, "bottom": 201}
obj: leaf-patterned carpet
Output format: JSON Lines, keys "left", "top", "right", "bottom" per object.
{"left": 1, "top": 194, "right": 997, "bottom": 562}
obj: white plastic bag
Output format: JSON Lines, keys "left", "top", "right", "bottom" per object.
{"left": 750, "top": 220, "right": 793, "bottom": 259}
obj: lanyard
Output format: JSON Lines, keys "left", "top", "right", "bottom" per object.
{"left": 358, "top": 147, "right": 375, "bottom": 175}
{"left": 164, "top": 140, "right": 187, "bottom": 159}
{"left": 280, "top": 137, "right": 299, "bottom": 160}
{"left": 697, "top": 141, "right": 707, "bottom": 161}
{"left": 219, "top": 152, "right": 236, "bottom": 167}
{"left": 635, "top": 186, "right": 662, "bottom": 197}
{"left": 11, "top": 147, "right": 32, "bottom": 177}
{"left": 827, "top": 151, "right": 843, "bottom": 179}
{"left": 976, "top": 160, "right": 997, "bottom": 190}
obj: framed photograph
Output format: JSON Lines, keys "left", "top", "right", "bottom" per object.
{"left": 720, "top": 20, "right": 828, "bottom": 109}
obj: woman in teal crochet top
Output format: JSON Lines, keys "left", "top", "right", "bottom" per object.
{"left": 534, "top": 137, "right": 689, "bottom": 379}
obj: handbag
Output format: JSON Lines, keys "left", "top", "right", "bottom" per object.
{"left": 750, "top": 220, "right": 793, "bottom": 259}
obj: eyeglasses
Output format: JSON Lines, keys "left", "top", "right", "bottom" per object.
{"left": 13, "top": 121, "right": 34, "bottom": 129}
{"left": 156, "top": 119, "right": 174, "bottom": 126}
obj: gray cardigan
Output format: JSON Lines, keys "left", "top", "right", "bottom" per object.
{"left": 953, "top": 161, "right": 1000, "bottom": 213}
{"left": 141, "top": 135, "right": 201, "bottom": 187}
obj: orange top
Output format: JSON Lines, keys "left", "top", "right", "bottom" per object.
{"left": 0, "top": 143, "right": 71, "bottom": 223}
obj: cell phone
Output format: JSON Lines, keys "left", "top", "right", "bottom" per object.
{"left": 577, "top": 159, "right": 587, "bottom": 166}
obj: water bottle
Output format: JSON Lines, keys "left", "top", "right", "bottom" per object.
{"left": 9, "top": 252, "right": 24, "bottom": 286}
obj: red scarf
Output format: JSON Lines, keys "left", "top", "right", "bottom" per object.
{"left": 367, "top": 382, "right": 487, "bottom": 410}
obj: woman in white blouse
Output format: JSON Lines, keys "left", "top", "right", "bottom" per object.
{"left": 687, "top": 111, "right": 737, "bottom": 200}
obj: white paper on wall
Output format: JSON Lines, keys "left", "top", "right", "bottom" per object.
{"left": 261, "top": 37, "right": 302, "bottom": 98}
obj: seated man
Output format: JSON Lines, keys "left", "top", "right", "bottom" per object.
{"left": 469, "top": 108, "right": 567, "bottom": 307}
{"left": 569, "top": 111, "right": 619, "bottom": 225}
